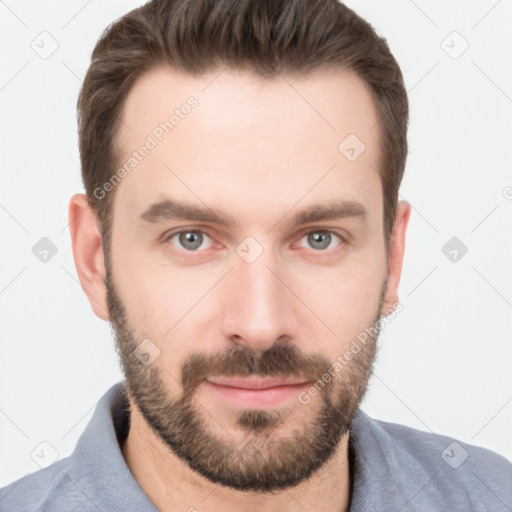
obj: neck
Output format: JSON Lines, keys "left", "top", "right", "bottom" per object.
{"left": 121, "top": 400, "right": 352, "bottom": 512}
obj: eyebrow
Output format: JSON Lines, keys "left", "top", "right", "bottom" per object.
{"left": 140, "top": 199, "right": 235, "bottom": 227}
{"left": 139, "top": 197, "right": 367, "bottom": 230}
{"left": 287, "top": 200, "right": 367, "bottom": 230}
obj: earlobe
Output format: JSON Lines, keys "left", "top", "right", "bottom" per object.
{"left": 68, "top": 193, "right": 109, "bottom": 321}
{"left": 381, "top": 200, "right": 411, "bottom": 316}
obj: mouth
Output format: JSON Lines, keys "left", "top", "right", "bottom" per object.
{"left": 206, "top": 376, "right": 310, "bottom": 389}
{"left": 203, "top": 376, "right": 311, "bottom": 408}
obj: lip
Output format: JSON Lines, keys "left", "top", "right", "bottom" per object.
{"left": 205, "top": 376, "right": 310, "bottom": 390}
{"left": 203, "top": 376, "right": 311, "bottom": 409}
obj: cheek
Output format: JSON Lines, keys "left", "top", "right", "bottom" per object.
{"left": 290, "top": 254, "right": 385, "bottom": 347}
{"left": 113, "top": 261, "right": 222, "bottom": 366}
{"left": 120, "top": 271, "right": 199, "bottom": 333}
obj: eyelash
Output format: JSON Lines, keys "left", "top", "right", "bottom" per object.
{"left": 161, "top": 227, "right": 348, "bottom": 255}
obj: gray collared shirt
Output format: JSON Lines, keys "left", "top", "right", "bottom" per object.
{"left": 1, "top": 382, "right": 511, "bottom": 511}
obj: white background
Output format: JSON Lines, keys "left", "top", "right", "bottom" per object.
{"left": 1, "top": 0, "right": 511, "bottom": 487}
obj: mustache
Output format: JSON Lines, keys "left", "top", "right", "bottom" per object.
{"left": 180, "top": 342, "right": 333, "bottom": 396}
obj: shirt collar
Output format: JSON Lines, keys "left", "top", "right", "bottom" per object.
{"left": 72, "top": 381, "right": 158, "bottom": 511}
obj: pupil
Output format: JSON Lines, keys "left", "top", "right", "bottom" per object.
{"left": 308, "top": 232, "right": 330, "bottom": 250}
{"left": 180, "top": 231, "right": 202, "bottom": 250}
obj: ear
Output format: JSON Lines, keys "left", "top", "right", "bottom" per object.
{"left": 68, "top": 193, "right": 109, "bottom": 321}
{"left": 381, "top": 200, "right": 411, "bottom": 316}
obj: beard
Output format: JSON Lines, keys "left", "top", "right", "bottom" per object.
{"left": 104, "top": 254, "right": 386, "bottom": 492}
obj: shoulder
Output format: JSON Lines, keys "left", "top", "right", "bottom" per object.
{"left": 0, "top": 382, "right": 152, "bottom": 512}
{"left": 370, "top": 412, "right": 512, "bottom": 476}
{"left": 0, "top": 456, "right": 90, "bottom": 512}
{"left": 351, "top": 410, "right": 512, "bottom": 511}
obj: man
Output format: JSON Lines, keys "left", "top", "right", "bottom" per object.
{"left": 1, "top": 0, "right": 510, "bottom": 510}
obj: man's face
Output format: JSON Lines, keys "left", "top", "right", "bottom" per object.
{"left": 105, "top": 66, "right": 390, "bottom": 491}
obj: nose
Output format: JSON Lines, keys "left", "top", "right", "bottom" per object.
{"left": 219, "top": 249, "right": 298, "bottom": 352}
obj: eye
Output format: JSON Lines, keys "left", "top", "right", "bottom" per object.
{"left": 167, "top": 230, "right": 214, "bottom": 251}
{"left": 298, "top": 230, "right": 344, "bottom": 251}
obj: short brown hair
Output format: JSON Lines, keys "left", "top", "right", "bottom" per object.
{"left": 77, "top": 0, "right": 408, "bottom": 253}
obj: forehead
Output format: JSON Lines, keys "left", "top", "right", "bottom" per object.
{"left": 113, "top": 65, "right": 382, "bottom": 228}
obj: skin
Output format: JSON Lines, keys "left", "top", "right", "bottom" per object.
{"left": 69, "top": 65, "right": 410, "bottom": 512}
